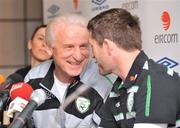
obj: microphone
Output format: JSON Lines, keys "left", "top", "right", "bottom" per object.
{"left": 0, "top": 74, "right": 24, "bottom": 115}
{"left": 0, "top": 89, "right": 9, "bottom": 125}
{"left": 0, "top": 73, "right": 23, "bottom": 90}
{"left": 8, "top": 89, "right": 46, "bottom": 128}
{"left": 7, "top": 82, "right": 33, "bottom": 117}
{"left": 0, "top": 90, "right": 9, "bottom": 110}
{"left": 10, "top": 82, "right": 33, "bottom": 102}
{"left": 7, "top": 97, "right": 29, "bottom": 118}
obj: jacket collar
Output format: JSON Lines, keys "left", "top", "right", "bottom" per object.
{"left": 40, "top": 61, "right": 81, "bottom": 91}
{"left": 112, "top": 50, "right": 148, "bottom": 92}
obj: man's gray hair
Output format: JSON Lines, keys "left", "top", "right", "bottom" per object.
{"left": 45, "top": 13, "right": 88, "bottom": 46}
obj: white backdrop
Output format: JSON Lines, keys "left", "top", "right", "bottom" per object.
{"left": 43, "top": 0, "right": 180, "bottom": 73}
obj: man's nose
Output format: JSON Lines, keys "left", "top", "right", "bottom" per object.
{"left": 73, "top": 48, "right": 83, "bottom": 61}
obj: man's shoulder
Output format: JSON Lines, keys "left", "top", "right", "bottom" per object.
{"left": 80, "top": 58, "right": 116, "bottom": 100}
{"left": 15, "top": 66, "right": 31, "bottom": 78}
{"left": 24, "top": 60, "right": 53, "bottom": 82}
{"left": 148, "top": 59, "right": 179, "bottom": 79}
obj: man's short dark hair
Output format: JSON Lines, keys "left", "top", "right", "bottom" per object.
{"left": 87, "top": 8, "right": 142, "bottom": 51}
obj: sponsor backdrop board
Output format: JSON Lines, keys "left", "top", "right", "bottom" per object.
{"left": 43, "top": 0, "right": 125, "bottom": 23}
{"left": 43, "top": 0, "right": 180, "bottom": 73}
{"left": 140, "top": 0, "right": 180, "bottom": 72}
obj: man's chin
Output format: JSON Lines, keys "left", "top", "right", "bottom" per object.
{"left": 99, "top": 67, "right": 111, "bottom": 75}
{"left": 68, "top": 71, "right": 82, "bottom": 77}
{"left": 99, "top": 69, "right": 107, "bottom": 75}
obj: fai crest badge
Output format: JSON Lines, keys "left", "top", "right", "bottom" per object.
{"left": 75, "top": 97, "right": 90, "bottom": 114}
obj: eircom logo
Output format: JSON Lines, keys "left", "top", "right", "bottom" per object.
{"left": 161, "top": 11, "right": 170, "bottom": 31}
{"left": 154, "top": 11, "right": 178, "bottom": 44}
{"left": 157, "top": 57, "right": 178, "bottom": 68}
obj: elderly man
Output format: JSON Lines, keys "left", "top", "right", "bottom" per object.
{"left": 24, "top": 13, "right": 114, "bottom": 128}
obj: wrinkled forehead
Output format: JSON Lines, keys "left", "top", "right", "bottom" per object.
{"left": 53, "top": 25, "right": 89, "bottom": 43}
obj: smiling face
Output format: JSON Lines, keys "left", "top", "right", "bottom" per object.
{"left": 52, "top": 25, "right": 90, "bottom": 82}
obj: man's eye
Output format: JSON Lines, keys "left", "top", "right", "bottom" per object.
{"left": 81, "top": 44, "right": 89, "bottom": 49}
{"left": 65, "top": 45, "right": 73, "bottom": 49}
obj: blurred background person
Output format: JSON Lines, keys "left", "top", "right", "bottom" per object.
{"left": 15, "top": 25, "right": 52, "bottom": 78}
{"left": 0, "top": 25, "right": 52, "bottom": 128}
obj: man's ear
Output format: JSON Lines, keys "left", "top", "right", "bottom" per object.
{"left": 103, "top": 38, "right": 114, "bottom": 56}
{"left": 27, "top": 40, "right": 32, "bottom": 50}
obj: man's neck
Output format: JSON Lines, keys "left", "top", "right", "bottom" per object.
{"left": 115, "top": 49, "right": 140, "bottom": 81}
{"left": 54, "top": 70, "right": 76, "bottom": 84}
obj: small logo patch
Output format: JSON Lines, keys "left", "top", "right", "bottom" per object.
{"left": 75, "top": 97, "right": 90, "bottom": 114}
